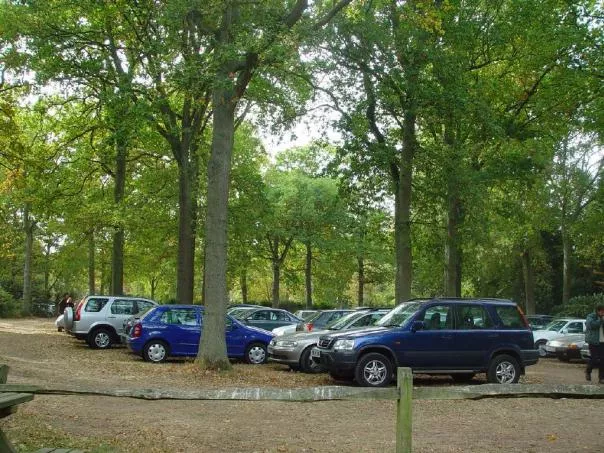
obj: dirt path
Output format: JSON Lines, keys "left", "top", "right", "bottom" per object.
{"left": 1, "top": 318, "right": 602, "bottom": 452}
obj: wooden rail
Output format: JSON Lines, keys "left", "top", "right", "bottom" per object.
{"left": 2, "top": 366, "right": 604, "bottom": 453}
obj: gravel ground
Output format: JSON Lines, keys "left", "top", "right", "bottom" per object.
{"left": 0, "top": 318, "right": 603, "bottom": 452}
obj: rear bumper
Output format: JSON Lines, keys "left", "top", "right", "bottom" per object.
{"left": 520, "top": 349, "right": 540, "bottom": 366}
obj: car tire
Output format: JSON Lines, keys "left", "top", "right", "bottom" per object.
{"left": 88, "top": 327, "right": 113, "bottom": 349}
{"left": 245, "top": 342, "right": 267, "bottom": 364}
{"left": 450, "top": 373, "right": 475, "bottom": 383}
{"left": 143, "top": 340, "right": 169, "bottom": 363}
{"left": 487, "top": 354, "right": 520, "bottom": 384}
{"left": 557, "top": 354, "right": 570, "bottom": 362}
{"left": 535, "top": 340, "right": 547, "bottom": 357}
{"left": 355, "top": 352, "right": 393, "bottom": 387}
{"left": 63, "top": 307, "right": 73, "bottom": 330}
{"left": 300, "top": 347, "right": 323, "bottom": 374}
{"left": 57, "top": 327, "right": 63, "bottom": 332}
{"left": 329, "top": 371, "right": 353, "bottom": 382}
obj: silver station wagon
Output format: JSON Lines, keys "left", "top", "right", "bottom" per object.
{"left": 64, "top": 295, "right": 158, "bottom": 349}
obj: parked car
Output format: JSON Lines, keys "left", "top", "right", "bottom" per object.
{"left": 230, "top": 307, "right": 302, "bottom": 331}
{"left": 532, "top": 318, "right": 586, "bottom": 357}
{"left": 63, "top": 295, "right": 158, "bottom": 349}
{"left": 580, "top": 343, "right": 591, "bottom": 361}
{"left": 32, "top": 301, "right": 56, "bottom": 318}
{"left": 296, "top": 309, "right": 355, "bottom": 332}
{"left": 544, "top": 334, "right": 586, "bottom": 362}
{"left": 120, "top": 302, "right": 162, "bottom": 343}
{"left": 293, "top": 310, "right": 319, "bottom": 321}
{"left": 312, "top": 298, "right": 539, "bottom": 387}
{"left": 126, "top": 304, "right": 274, "bottom": 364}
{"left": 526, "top": 315, "right": 555, "bottom": 331}
{"left": 268, "top": 309, "right": 389, "bottom": 372}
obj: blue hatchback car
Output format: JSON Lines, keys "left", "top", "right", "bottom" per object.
{"left": 126, "top": 305, "right": 274, "bottom": 364}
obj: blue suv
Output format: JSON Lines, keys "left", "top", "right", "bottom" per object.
{"left": 126, "top": 305, "right": 274, "bottom": 364}
{"left": 312, "top": 298, "right": 539, "bottom": 386}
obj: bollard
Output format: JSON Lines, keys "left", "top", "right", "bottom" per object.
{"left": 0, "top": 365, "right": 8, "bottom": 384}
{"left": 396, "top": 367, "right": 412, "bottom": 453}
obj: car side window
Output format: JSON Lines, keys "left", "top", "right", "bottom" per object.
{"left": 351, "top": 314, "right": 373, "bottom": 328}
{"left": 422, "top": 306, "right": 451, "bottom": 330}
{"left": 85, "top": 298, "right": 109, "bottom": 312}
{"left": 161, "top": 309, "right": 197, "bottom": 326}
{"left": 494, "top": 306, "right": 524, "bottom": 328}
{"left": 251, "top": 310, "right": 269, "bottom": 320}
{"left": 273, "top": 311, "right": 290, "bottom": 321}
{"left": 455, "top": 305, "right": 493, "bottom": 330}
{"left": 111, "top": 300, "right": 136, "bottom": 315}
{"left": 567, "top": 322, "right": 584, "bottom": 333}
{"left": 136, "top": 301, "right": 155, "bottom": 314}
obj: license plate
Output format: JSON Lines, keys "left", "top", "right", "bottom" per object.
{"left": 311, "top": 348, "right": 321, "bottom": 358}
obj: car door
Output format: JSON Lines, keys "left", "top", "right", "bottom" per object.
{"left": 162, "top": 308, "right": 200, "bottom": 356}
{"left": 564, "top": 321, "right": 584, "bottom": 334}
{"left": 107, "top": 299, "right": 137, "bottom": 334}
{"left": 225, "top": 316, "right": 245, "bottom": 358}
{"left": 402, "top": 304, "right": 456, "bottom": 369}
{"left": 449, "top": 304, "right": 496, "bottom": 368}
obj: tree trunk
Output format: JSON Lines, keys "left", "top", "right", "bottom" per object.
{"left": 88, "top": 230, "right": 95, "bottom": 295}
{"left": 111, "top": 140, "right": 126, "bottom": 296}
{"left": 197, "top": 81, "right": 236, "bottom": 369}
{"left": 562, "top": 227, "right": 572, "bottom": 305}
{"left": 176, "top": 160, "right": 196, "bottom": 304}
{"left": 357, "top": 256, "right": 365, "bottom": 307}
{"left": 305, "top": 241, "right": 313, "bottom": 309}
{"left": 394, "top": 110, "right": 415, "bottom": 303}
{"left": 445, "top": 193, "right": 463, "bottom": 297}
{"left": 150, "top": 276, "right": 157, "bottom": 301}
{"left": 44, "top": 241, "right": 51, "bottom": 298}
{"left": 521, "top": 248, "right": 536, "bottom": 315}
{"left": 272, "top": 259, "right": 281, "bottom": 308}
{"left": 22, "top": 203, "right": 33, "bottom": 315}
{"left": 240, "top": 269, "right": 248, "bottom": 304}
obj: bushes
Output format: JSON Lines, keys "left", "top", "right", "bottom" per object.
{"left": 552, "top": 293, "right": 604, "bottom": 318}
{"left": 0, "top": 286, "right": 21, "bottom": 318}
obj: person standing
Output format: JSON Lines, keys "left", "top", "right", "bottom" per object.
{"left": 584, "top": 304, "right": 604, "bottom": 383}
{"left": 58, "top": 294, "right": 68, "bottom": 315}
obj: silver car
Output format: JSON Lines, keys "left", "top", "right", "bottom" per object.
{"left": 268, "top": 310, "right": 388, "bottom": 373}
{"left": 64, "top": 295, "right": 158, "bottom": 349}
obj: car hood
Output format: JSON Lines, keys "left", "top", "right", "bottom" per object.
{"left": 276, "top": 329, "right": 330, "bottom": 341}
{"left": 242, "top": 324, "right": 275, "bottom": 338}
{"left": 319, "top": 326, "right": 391, "bottom": 341}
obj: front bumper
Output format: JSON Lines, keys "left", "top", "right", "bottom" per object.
{"left": 312, "top": 349, "right": 357, "bottom": 376}
{"left": 267, "top": 345, "right": 302, "bottom": 366}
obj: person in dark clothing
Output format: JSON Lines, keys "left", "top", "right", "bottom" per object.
{"left": 58, "top": 294, "right": 69, "bottom": 315}
{"left": 584, "top": 304, "right": 604, "bottom": 383}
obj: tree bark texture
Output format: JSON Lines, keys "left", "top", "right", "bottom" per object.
{"left": 445, "top": 193, "right": 463, "bottom": 297}
{"left": 305, "top": 242, "right": 313, "bottom": 309}
{"left": 240, "top": 269, "right": 248, "bottom": 304}
{"left": 88, "top": 230, "right": 96, "bottom": 295}
{"left": 22, "top": 203, "right": 33, "bottom": 314}
{"left": 272, "top": 259, "right": 281, "bottom": 308}
{"left": 562, "top": 227, "right": 572, "bottom": 305}
{"left": 521, "top": 248, "right": 536, "bottom": 315}
{"left": 357, "top": 256, "right": 365, "bottom": 307}
{"left": 111, "top": 139, "right": 126, "bottom": 296}
{"left": 176, "top": 158, "right": 196, "bottom": 304}
{"left": 198, "top": 81, "right": 236, "bottom": 369}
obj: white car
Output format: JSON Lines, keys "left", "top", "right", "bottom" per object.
{"left": 533, "top": 318, "right": 586, "bottom": 357}
{"left": 272, "top": 323, "right": 298, "bottom": 336}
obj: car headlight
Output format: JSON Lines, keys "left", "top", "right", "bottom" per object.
{"left": 275, "top": 340, "right": 298, "bottom": 348}
{"left": 333, "top": 339, "right": 355, "bottom": 351}
{"left": 548, "top": 341, "right": 561, "bottom": 347}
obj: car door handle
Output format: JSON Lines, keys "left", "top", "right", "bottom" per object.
{"left": 441, "top": 335, "right": 453, "bottom": 340}
{"left": 488, "top": 334, "right": 499, "bottom": 338}
{"left": 107, "top": 316, "right": 116, "bottom": 319}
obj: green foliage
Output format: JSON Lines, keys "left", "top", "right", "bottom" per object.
{"left": 0, "top": 286, "right": 20, "bottom": 318}
{"left": 552, "top": 294, "right": 604, "bottom": 318}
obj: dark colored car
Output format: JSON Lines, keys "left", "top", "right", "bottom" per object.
{"left": 231, "top": 307, "right": 303, "bottom": 331}
{"left": 296, "top": 309, "right": 355, "bottom": 332}
{"left": 312, "top": 298, "right": 539, "bottom": 387}
{"left": 126, "top": 305, "right": 274, "bottom": 364}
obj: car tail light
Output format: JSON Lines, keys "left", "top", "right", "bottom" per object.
{"left": 305, "top": 323, "right": 313, "bottom": 332}
{"left": 516, "top": 306, "right": 530, "bottom": 328}
{"left": 133, "top": 322, "right": 142, "bottom": 338}
{"left": 75, "top": 302, "right": 83, "bottom": 321}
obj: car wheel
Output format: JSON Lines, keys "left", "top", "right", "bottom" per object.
{"left": 535, "top": 340, "right": 547, "bottom": 357}
{"left": 487, "top": 354, "right": 520, "bottom": 384}
{"left": 63, "top": 307, "right": 73, "bottom": 330}
{"left": 300, "top": 347, "right": 323, "bottom": 374}
{"left": 450, "top": 373, "right": 475, "bottom": 383}
{"left": 557, "top": 354, "right": 570, "bottom": 362}
{"left": 143, "top": 340, "right": 169, "bottom": 363}
{"left": 355, "top": 353, "right": 393, "bottom": 387}
{"left": 57, "top": 327, "right": 63, "bottom": 332}
{"left": 245, "top": 342, "right": 267, "bottom": 364}
{"left": 89, "top": 328, "right": 112, "bottom": 349}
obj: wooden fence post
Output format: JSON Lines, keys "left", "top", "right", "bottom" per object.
{"left": 0, "top": 365, "right": 8, "bottom": 384}
{"left": 396, "top": 367, "right": 412, "bottom": 453}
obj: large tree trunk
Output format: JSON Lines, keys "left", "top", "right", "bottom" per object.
{"left": 562, "top": 227, "right": 572, "bottom": 305}
{"left": 521, "top": 248, "right": 536, "bottom": 315}
{"left": 88, "top": 230, "right": 96, "bottom": 295}
{"left": 197, "top": 82, "right": 236, "bottom": 369}
{"left": 240, "top": 269, "right": 248, "bottom": 304}
{"left": 305, "top": 241, "right": 313, "bottom": 309}
{"left": 22, "top": 203, "right": 33, "bottom": 315}
{"left": 272, "top": 258, "right": 281, "bottom": 308}
{"left": 111, "top": 140, "right": 126, "bottom": 296}
{"left": 445, "top": 194, "right": 463, "bottom": 297}
{"left": 357, "top": 256, "right": 365, "bottom": 307}
{"left": 176, "top": 159, "right": 196, "bottom": 304}
{"left": 394, "top": 111, "right": 415, "bottom": 303}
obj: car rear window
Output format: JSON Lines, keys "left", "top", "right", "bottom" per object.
{"left": 84, "top": 298, "right": 109, "bottom": 312}
{"left": 493, "top": 305, "right": 525, "bottom": 328}
{"left": 161, "top": 309, "right": 197, "bottom": 326}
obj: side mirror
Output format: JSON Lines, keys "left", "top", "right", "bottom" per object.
{"left": 411, "top": 321, "right": 425, "bottom": 333}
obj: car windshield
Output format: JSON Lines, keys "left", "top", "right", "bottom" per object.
{"left": 229, "top": 307, "right": 256, "bottom": 319}
{"left": 326, "top": 312, "right": 366, "bottom": 330}
{"left": 377, "top": 302, "right": 423, "bottom": 327}
{"left": 545, "top": 320, "right": 567, "bottom": 332}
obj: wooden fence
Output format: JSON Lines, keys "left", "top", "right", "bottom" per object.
{"left": 1, "top": 365, "right": 604, "bottom": 453}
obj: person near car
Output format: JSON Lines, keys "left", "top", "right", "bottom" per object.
{"left": 584, "top": 304, "right": 604, "bottom": 383}
{"left": 65, "top": 294, "right": 74, "bottom": 310}
{"left": 58, "top": 294, "right": 69, "bottom": 315}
